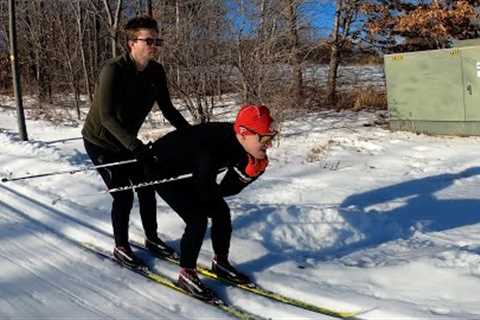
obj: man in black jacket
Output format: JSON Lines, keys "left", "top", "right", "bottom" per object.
{"left": 146, "top": 104, "right": 276, "bottom": 299}
{"left": 82, "top": 16, "right": 190, "bottom": 267}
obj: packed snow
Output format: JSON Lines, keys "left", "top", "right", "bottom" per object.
{"left": 0, "top": 94, "right": 479, "bottom": 319}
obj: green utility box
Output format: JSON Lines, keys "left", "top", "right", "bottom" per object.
{"left": 384, "top": 45, "right": 480, "bottom": 135}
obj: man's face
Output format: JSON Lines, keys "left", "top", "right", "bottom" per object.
{"left": 240, "top": 133, "right": 274, "bottom": 159}
{"left": 128, "top": 29, "right": 160, "bottom": 62}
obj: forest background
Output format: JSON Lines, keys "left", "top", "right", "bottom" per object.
{"left": 1, "top": 0, "right": 479, "bottom": 124}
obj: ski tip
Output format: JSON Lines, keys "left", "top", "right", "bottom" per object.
{"left": 1, "top": 177, "right": 8, "bottom": 183}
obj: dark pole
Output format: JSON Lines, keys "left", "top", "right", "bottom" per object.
{"left": 9, "top": 0, "right": 28, "bottom": 141}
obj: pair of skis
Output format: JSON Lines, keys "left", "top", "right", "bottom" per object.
{"left": 84, "top": 241, "right": 365, "bottom": 320}
{"left": 82, "top": 242, "right": 259, "bottom": 320}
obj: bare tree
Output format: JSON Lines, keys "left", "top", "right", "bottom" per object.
{"left": 326, "top": 0, "right": 360, "bottom": 106}
{"left": 53, "top": 2, "right": 82, "bottom": 119}
{"left": 1, "top": 2, "right": 12, "bottom": 91}
{"left": 1, "top": 0, "right": 382, "bottom": 124}
{"left": 285, "top": 0, "right": 303, "bottom": 106}
{"left": 23, "top": 1, "right": 52, "bottom": 103}
{"left": 232, "top": 0, "right": 284, "bottom": 104}
{"left": 235, "top": 0, "right": 255, "bottom": 103}
{"left": 73, "top": 0, "right": 93, "bottom": 104}
{"left": 161, "top": 0, "right": 232, "bottom": 123}
{"left": 102, "top": 0, "right": 123, "bottom": 58}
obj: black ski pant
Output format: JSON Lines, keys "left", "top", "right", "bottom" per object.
{"left": 83, "top": 138, "right": 157, "bottom": 247}
{"left": 155, "top": 179, "right": 232, "bottom": 269}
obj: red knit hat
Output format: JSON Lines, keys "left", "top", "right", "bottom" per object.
{"left": 234, "top": 104, "right": 274, "bottom": 135}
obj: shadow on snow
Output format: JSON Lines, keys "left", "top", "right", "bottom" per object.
{"left": 234, "top": 167, "right": 480, "bottom": 274}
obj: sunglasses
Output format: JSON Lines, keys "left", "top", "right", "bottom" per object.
{"left": 241, "top": 126, "right": 278, "bottom": 144}
{"left": 134, "top": 38, "right": 163, "bottom": 46}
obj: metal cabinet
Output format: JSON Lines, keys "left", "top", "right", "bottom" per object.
{"left": 384, "top": 45, "right": 480, "bottom": 135}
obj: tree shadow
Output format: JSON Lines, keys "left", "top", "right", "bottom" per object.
{"left": 334, "top": 166, "right": 480, "bottom": 258}
{"left": 0, "top": 184, "right": 112, "bottom": 240}
{"left": 231, "top": 167, "right": 480, "bottom": 276}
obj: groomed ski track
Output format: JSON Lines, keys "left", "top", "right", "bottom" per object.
{"left": 0, "top": 181, "right": 363, "bottom": 319}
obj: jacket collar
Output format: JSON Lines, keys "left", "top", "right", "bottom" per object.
{"left": 124, "top": 52, "right": 151, "bottom": 73}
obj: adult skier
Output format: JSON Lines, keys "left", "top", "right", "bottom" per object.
{"left": 145, "top": 104, "right": 276, "bottom": 299}
{"left": 82, "top": 16, "right": 190, "bottom": 268}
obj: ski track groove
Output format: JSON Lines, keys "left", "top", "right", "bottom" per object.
{"left": 0, "top": 248, "right": 114, "bottom": 319}
{"left": 0, "top": 183, "right": 194, "bottom": 319}
{"left": 9, "top": 231, "right": 181, "bottom": 319}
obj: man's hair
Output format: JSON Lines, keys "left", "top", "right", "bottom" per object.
{"left": 125, "top": 16, "right": 158, "bottom": 41}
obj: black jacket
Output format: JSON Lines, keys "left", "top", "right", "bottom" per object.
{"left": 151, "top": 122, "right": 262, "bottom": 201}
{"left": 82, "top": 53, "right": 189, "bottom": 152}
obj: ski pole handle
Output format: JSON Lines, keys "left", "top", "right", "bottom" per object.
{"left": 1, "top": 159, "right": 138, "bottom": 182}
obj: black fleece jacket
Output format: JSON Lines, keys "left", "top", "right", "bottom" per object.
{"left": 82, "top": 53, "right": 189, "bottom": 152}
{"left": 150, "top": 122, "right": 262, "bottom": 201}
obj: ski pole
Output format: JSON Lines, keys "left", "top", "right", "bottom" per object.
{"left": 106, "top": 167, "right": 228, "bottom": 193}
{"left": 1, "top": 159, "right": 138, "bottom": 183}
{"left": 106, "top": 173, "right": 194, "bottom": 193}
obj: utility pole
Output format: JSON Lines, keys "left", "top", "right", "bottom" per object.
{"left": 9, "top": 0, "right": 28, "bottom": 141}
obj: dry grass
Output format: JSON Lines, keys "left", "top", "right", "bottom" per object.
{"left": 306, "top": 141, "right": 332, "bottom": 163}
{"left": 336, "top": 86, "right": 387, "bottom": 111}
{"left": 352, "top": 87, "right": 387, "bottom": 110}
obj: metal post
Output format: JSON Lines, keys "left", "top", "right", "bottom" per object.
{"left": 9, "top": 0, "right": 28, "bottom": 141}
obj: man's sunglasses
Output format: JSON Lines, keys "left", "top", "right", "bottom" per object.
{"left": 241, "top": 126, "right": 278, "bottom": 144}
{"left": 134, "top": 38, "right": 163, "bottom": 46}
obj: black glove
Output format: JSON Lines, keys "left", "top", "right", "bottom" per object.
{"left": 132, "top": 142, "right": 157, "bottom": 180}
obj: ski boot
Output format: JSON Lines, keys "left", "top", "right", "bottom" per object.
{"left": 145, "top": 237, "right": 178, "bottom": 259}
{"left": 177, "top": 268, "right": 217, "bottom": 302}
{"left": 211, "top": 255, "right": 252, "bottom": 285}
{"left": 113, "top": 246, "right": 147, "bottom": 270}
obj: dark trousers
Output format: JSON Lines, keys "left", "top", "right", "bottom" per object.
{"left": 155, "top": 179, "right": 232, "bottom": 269}
{"left": 83, "top": 138, "right": 157, "bottom": 247}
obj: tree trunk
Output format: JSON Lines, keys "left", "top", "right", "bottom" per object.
{"left": 103, "top": 0, "right": 123, "bottom": 58}
{"left": 94, "top": 0, "right": 101, "bottom": 73}
{"left": 286, "top": 0, "right": 302, "bottom": 107}
{"left": 25, "top": 1, "right": 50, "bottom": 103}
{"left": 327, "top": 0, "right": 343, "bottom": 107}
{"left": 327, "top": 43, "right": 340, "bottom": 107}
{"left": 256, "top": 0, "right": 268, "bottom": 102}
{"left": 75, "top": 0, "right": 92, "bottom": 105}
{"left": 175, "top": 0, "right": 181, "bottom": 84}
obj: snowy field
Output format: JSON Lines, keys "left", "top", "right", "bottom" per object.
{"left": 0, "top": 94, "right": 480, "bottom": 319}
{"left": 304, "top": 64, "right": 385, "bottom": 89}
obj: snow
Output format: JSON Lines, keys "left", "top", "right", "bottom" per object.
{"left": 1, "top": 93, "right": 480, "bottom": 319}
